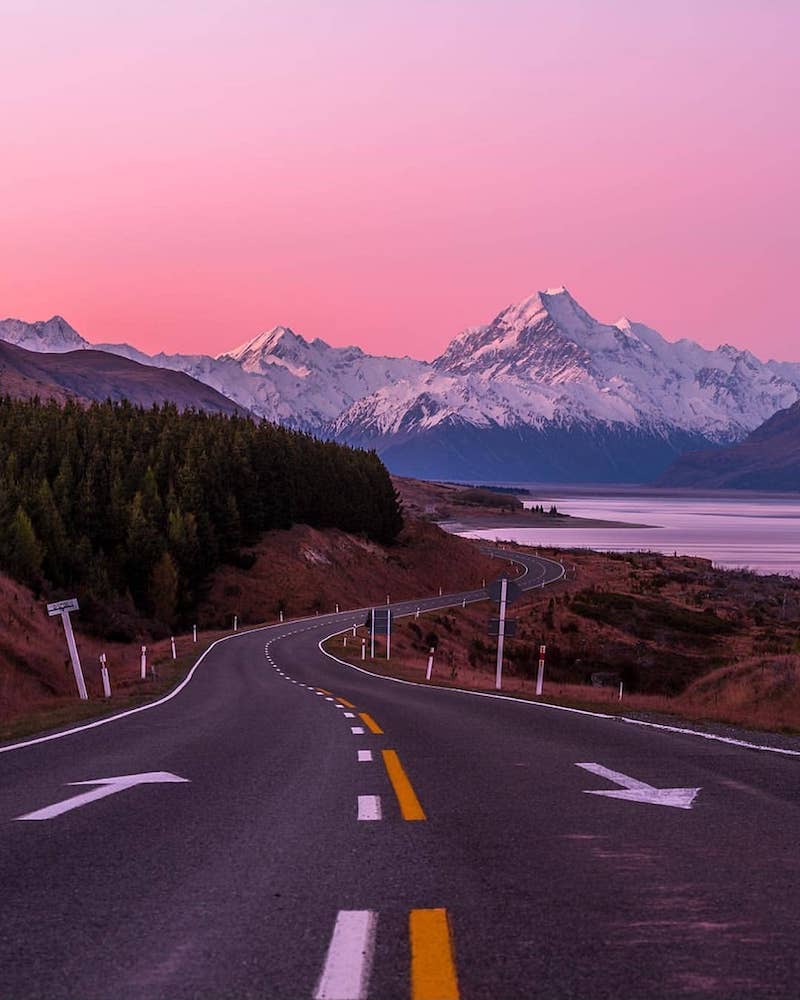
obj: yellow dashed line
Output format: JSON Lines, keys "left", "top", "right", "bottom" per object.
{"left": 359, "top": 712, "right": 384, "bottom": 735}
{"left": 382, "top": 750, "right": 426, "bottom": 821}
{"left": 409, "top": 908, "right": 460, "bottom": 1000}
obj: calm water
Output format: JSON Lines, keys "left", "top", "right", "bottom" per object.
{"left": 456, "top": 492, "right": 800, "bottom": 576}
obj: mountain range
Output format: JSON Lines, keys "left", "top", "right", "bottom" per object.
{"left": 2, "top": 287, "right": 799, "bottom": 483}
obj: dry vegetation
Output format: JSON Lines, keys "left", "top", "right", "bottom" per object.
{"left": 326, "top": 544, "right": 800, "bottom": 735}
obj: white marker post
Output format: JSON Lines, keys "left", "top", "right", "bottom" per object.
{"left": 426, "top": 647, "right": 435, "bottom": 680}
{"left": 439, "top": 586, "right": 442, "bottom": 596}
{"left": 462, "top": 598, "right": 466, "bottom": 608}
{"left": 279, "top": 610, "right": 284, "bottom": 623}
{"left": 343, "top": 636, "right": 347, "bottom": 647}
{"left": 386, "top": 594, "right": 390, "bottom": 605}
{"left": 352, "top": 624, "right": 357, "bottom": 637}
{"left": 47, "top": 598, "right": 87, "bottom": 701}
{"left": 386, "top": 609, "right": 391, "bottom": 661}
{"left": 170, "top": 636, "right": 176, "bottom": 660}
{"left": 193, "top": 624, "right": 197, "bottom": 643}
{"left": 335, "top": 604, "right": 340, "bottom": 614}
{"left": 495, "top": 576, "right": 508, "bottom": 691}
{"left": 361, "top": 638, "right": 366, "bottom": 660}
{"left": 536, "top": 643, "right": 546, "bottom": 696}
{"left": 370, "top": 609, "right": 375, "bottom": 659}
{"left": 415, "top": 608, "right": 420, "bottom": 620}
{"left": 233, "top": 615, "right": 238, "bottom": 632}
{"left": 99, "top": 653, "right": 111, "bottom": 698}
{"left": 140, "top": 645, "right": 147, "bottom": 681}
{"left": 619, "top": 681, "right": 624, "bottom": 702}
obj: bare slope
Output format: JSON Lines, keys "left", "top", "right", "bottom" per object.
{"left": 0, "top": 340, "right": 248, "bottom": 415}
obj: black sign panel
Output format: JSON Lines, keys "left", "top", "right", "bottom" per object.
{"left": 488, "top": 617, "right": 517, "bottom": 637}
{"left": 365, "top": 609, "right": 391, "bottom": 631}
{"left": 486, "top": 576, "right": 522, "bottom": 605}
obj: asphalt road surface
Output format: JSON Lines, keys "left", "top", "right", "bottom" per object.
{"left": 2, "top": 550, "right": 799, "bottom": 999}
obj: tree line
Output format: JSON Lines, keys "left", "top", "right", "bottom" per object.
{"left": 0, "top": 398, "right": 402, "bottom": 628}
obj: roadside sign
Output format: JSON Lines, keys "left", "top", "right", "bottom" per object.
{"left": 365, "top": 609, "right": 391, "bottom": 630}
{"left": 488, "top": 618, "right": 517, "bottom": 638}
{"left": 47, "top": 598, "right": 79, "bottom": 616}
{"left": 487, "top": 577, "right": 521, "bottom": 604}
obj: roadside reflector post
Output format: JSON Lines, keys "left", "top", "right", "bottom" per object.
{"left": 386, "top": 594, "right": 390, "bottom": 605}
{"left": 170, "top": 636, "right": 176, "bottom": 660}
{"left": 415, "top": 608, "right": 420, "bottom": 620}
{"left": 536, "top": 643, "right": 546, "bottom": 696}
{"left": 361, "top": 638, "right": 366, "bottom": 660}
{"left": 462, "top": 598, "right": 466, "bottom": 608}
{"left": 279, "top": 609, "right": 284, "bottom": 623}
{"left": 343, "top": 636, "right": 347, "bottom": 647}
{"left": 47, "top": 598, "right": 87, "bottom": 701}
{"left": 233, "top": 615, "right": 238, "bottom": 632}
{"left": 619, "top": 681, "right": 624, "bottom": 702}
{"left": 439, "top": 586, "right": 442, "bottom": 596}
{"left": 140, "top": 645, "right": 147, "bottom": 680}
{"left": 495, "top": 576, "right": 508, "bottom": 690}
{"left": 193, "top": 624, "right": 197, "bottom": 643}
{"left": 99, "top": 653, "right": 111, "bottom": 698}
{"left": 426, "top": 646, "right": 435, "bottom": 680}
{"left": 386, "top": 609, "right": 391, "bottom": 660}
{"left": 370, "top": 608, "right": 375, "bottom": 658}
{"left": 482, "top": 578, "right": 486, "bottom": 587}
{"left": 352, "top": 624, "right": 357, "bottom": 637}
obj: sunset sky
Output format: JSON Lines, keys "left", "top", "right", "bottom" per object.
{"left": 2, "top": 1, "right": 797, "bottom": 360}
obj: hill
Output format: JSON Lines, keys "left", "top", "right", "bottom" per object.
{"left": 0, "top": 340, "right": 248, "bottom": 415}
{"left": 657, "top": 400, "right": 800, "bottom": 490}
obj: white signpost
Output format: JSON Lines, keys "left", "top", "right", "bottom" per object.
{"left": 47, "top": 598, "right": 87, "bottom": 701}
{"left": 140, "top": 645, "right": 147, "bottom": 680}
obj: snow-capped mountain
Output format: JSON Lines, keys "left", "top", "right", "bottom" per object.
{"left": 3, "top": 288, "right": 799, "bottom": 482}
{"left": 332, "top": 287, "right": 800, "bottom": 480}
{"left": 0, "top": 315, "right": 89, "bottom": 353}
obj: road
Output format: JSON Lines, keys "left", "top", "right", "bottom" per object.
{"left": 1, "top": 550, "right": 799, "bottom": 999}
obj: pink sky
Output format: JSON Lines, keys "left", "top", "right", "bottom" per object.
{"left": 1, "top": 1, "right": 798, "bottom": 360}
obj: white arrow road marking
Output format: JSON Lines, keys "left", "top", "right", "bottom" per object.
{"left": 14, "top": 771, "right": 190, "bottom": 821}
{"left": 576, "top": 762, "right": 700, "bottom": 810}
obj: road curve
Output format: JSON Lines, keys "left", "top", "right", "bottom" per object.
{"left": 1, "top": 550, "right": 799, "bottom": 999}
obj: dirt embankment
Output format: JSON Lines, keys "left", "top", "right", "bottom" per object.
{"left": 328, "top": 544, "right": 800, "bottom": 734}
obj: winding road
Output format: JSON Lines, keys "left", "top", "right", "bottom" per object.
{"left": 1, "top": 550, "right": 799, "bottom": 999}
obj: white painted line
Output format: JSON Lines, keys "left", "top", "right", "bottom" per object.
{"left": 357, "top": 750, "right": 373, "bottom": 762}
{"left": 357, "top": 795, "right": 382, "bottom": 821}
{"left": 344, "top": 712, "right": 356, "bottom": 718}
{"left": 335, "top": 704, "right": 345, "bottom": 709}
{"left": 314, "top": 910, "right": 377, "bottom": 1000}
{"left": 351, "top": 726, "right": 365, "bottom": 735}
{"left": 325, "top": 697, "right": 335, "bottom": 701}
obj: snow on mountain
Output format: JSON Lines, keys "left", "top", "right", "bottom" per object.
{"left": 3, "top": 289, "right": 799, "bottom": 482}
{"left": 0, "top": 316, "right": 89, "bottom": 353}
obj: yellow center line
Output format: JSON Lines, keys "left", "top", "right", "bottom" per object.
{"left": 335, "top": 696, "right": 356, "bottom": 708}
{"left": 409, "top": 908, "right": 460, "bottom": 1000}
{"left": 358, "top": 712, "right": 384, "bottom": 735}
{"left": 382, "top": 750, "right": 426, "bottom": 821}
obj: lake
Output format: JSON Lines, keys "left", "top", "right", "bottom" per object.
{"left": 455, "top": 491, "right": 800, "bottom": 576}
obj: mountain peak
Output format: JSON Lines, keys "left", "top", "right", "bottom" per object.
{"left": 224, "top": 325, "right": 308, "bottom": 362}
{"left": 0, "top": 314, "right": 88, "bottom": 353}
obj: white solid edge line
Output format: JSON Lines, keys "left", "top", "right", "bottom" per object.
{"left": 0, "top": 549, "right": 541, "bottom": 756}
{"left": 314, "top": 909, "right": 377, "bottom": 1000}
{"left": 357, "top": 794, "right": 382, "bottom": 821}
{"left": 316, "top": 557, "right": 800, "bottom": 760}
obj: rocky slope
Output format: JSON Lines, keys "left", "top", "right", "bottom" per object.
{"left": 657, "top": 400, "right": 800, "bottom": 490}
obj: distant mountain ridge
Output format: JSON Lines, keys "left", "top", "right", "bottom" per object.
{"left": 3, "top": 287, "right": 800, "bottom": 482}
{"left": 0, "top": 339, "right": 248, "bottom": 416}
{"left": 657, "top": 400, "right": 800, "bottom": 490}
